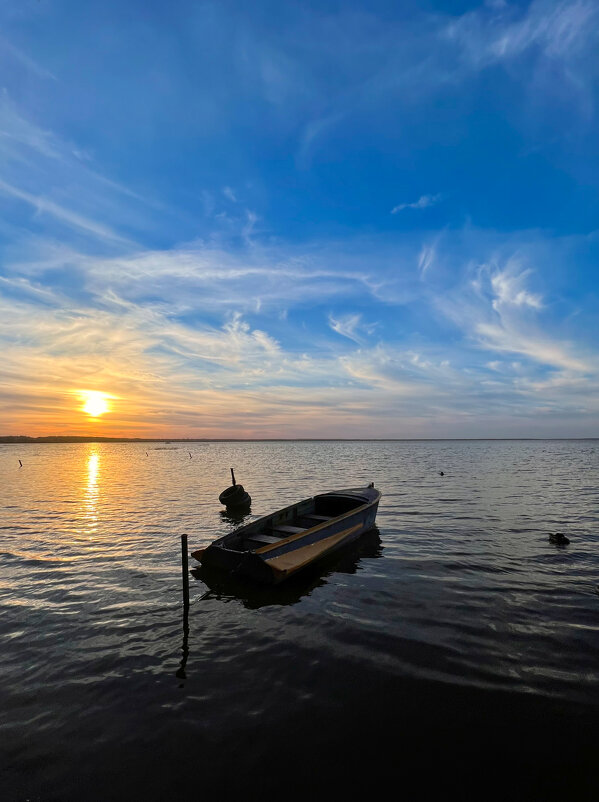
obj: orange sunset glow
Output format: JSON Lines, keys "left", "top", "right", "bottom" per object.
{"left": 80, "top": 391, "right": 112, "bottom": 419}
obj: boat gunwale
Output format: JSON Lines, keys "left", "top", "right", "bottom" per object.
{"left": 222, "top": 488, "right": 374, "bottom": 539}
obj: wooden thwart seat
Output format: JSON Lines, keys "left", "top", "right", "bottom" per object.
{"left": 246, "top": 534, "right": 282, "bottom": 545}
{"left": 296, "top": 514, "right": 334, "bottom": 528}
{"left": 271, "top": 525, "right": 306, "bottom": 536}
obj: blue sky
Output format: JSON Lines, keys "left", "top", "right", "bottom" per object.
{"left": 1, "top": 0, "right": 598, "bottom": 437}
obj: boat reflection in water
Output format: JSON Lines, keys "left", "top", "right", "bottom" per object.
{"left": 191, "top": 527, "right": 383, "bottom": 609}
{"left": 219, "top": 506, "right": 253, "bottom": 527}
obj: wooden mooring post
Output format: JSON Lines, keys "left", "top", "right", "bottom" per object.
{"left": 177, "top": 534, "right": 190, "bottom": 681}
{"left": 180, "top": 534, "right": 190, "bottom": 612}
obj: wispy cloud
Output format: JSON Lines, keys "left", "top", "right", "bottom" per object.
{"left": 0, "top": 92, "right": 169, "bottom": 249}
{"left": 295, "top": 1, "right": 599, "bottom": 164}
{"left": 328, "top": 313, "right": 377, "bottom": 345}
{"left": 438, "top": 256, "right": 592, "bottom": 375}
{"left": 0, "top": 178, "right": 134, "bottom": 247}
{"left": 0, "top": 91, "right": 61, "bottom": 162}
{"left": 445, "top": 0, "right": 598, "bottom": 66}
{"left": 5, "top": 238, "right": 381, "bottom": 318}
{"left": 475, "top": 321, "right": 588, "bottom": 372}
{"left": 391, "top": 194, "right": 443, "bottom": 214}
{"left": 417, "top": 244, "right": 436, "bottom": 277}
{"left": 490, "top": 264, "right": 543, "bottom": 310}
{"left": 0, "top": 35, "right": 57, "bottom": 81}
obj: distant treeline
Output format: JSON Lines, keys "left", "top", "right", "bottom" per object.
{"left": 0, "top": 435, "right": 333, "bottom": 443}
{"left": 0, "top": 436, "right": 152, "bottom": 443}
{"left": 1, "top": 435, "right": 366, "bottom": 443}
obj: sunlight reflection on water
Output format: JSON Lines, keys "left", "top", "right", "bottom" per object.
{"left": 84, "top": 450, "right": 100, "bottom": 538}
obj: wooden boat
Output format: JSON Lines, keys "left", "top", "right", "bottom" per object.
{"left": 191, "top": 484, "right": 381, "bottom": 585}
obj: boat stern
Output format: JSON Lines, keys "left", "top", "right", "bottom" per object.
{"left": 196, "top": 544, "right": 279, "bottom": 584}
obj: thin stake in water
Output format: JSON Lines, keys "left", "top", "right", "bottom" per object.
{"left": 181, "top": 534, "right": 190, "bottom": 612}
{"left": 177, "top": 534, "right": 190, "bottom": 680}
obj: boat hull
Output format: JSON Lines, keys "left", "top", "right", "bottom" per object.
{"left": 193, "top": 486, "right": 381, "bottom": 584}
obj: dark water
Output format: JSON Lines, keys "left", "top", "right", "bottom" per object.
{"left": 1, "top": 440, "right": 598, "bottom": 799}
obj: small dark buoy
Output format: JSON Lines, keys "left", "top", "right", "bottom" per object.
{"left": 549, "top": 532, "right": 570, "bottom": 545}
{"left": 439, "top": 471, "right": 444, "bottom": 476}
{"left": 219, "top": 467, "right": 251, "bottom": 509}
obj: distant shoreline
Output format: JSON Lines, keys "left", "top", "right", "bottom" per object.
{"left": 1, "top": 435, "right": 598, "bottom": 443}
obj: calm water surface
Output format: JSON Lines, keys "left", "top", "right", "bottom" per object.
{"left": 1, "top": 441, "right": 598, "bottom": 799}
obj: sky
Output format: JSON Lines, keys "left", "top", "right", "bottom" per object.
{"left": 1, "top": 0, "right": 598, "bottom": 438}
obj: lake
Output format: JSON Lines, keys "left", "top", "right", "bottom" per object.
{"left": 1, "top": 440, "right": 598, "bottom": 799}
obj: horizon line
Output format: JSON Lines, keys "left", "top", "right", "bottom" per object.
{"left": 1, "top": 435, "right": 598, "bottom": 443}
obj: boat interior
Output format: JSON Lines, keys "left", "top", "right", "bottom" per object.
{"left": 229, "top": 494, "right": 367, "bottom": 552}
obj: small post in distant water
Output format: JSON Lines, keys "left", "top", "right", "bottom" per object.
{"left": 231, "top": 467, "right": 236, "bottom": 486}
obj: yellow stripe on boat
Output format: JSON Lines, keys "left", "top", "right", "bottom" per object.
{"left": 263, "top": 523, "right": 362, "bottom": 577}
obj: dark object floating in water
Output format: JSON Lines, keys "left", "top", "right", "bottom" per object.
{"left": 219, "top": 468, "right": 251, "bottom": 509}
{"left": 19, "top": 459, "right": 22, "bottom": 467}
{"left": 439, "top": 471, "right": 444, "bottom": 476}
{"left": 549, "top": 532, "right": 570, "bottom": 545}
{"left": 193, "top": 483, "right": 381, "bottom": 584}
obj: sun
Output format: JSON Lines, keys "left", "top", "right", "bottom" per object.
{"left": 80, "top": 390, "right": 111, "bottom": 418}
